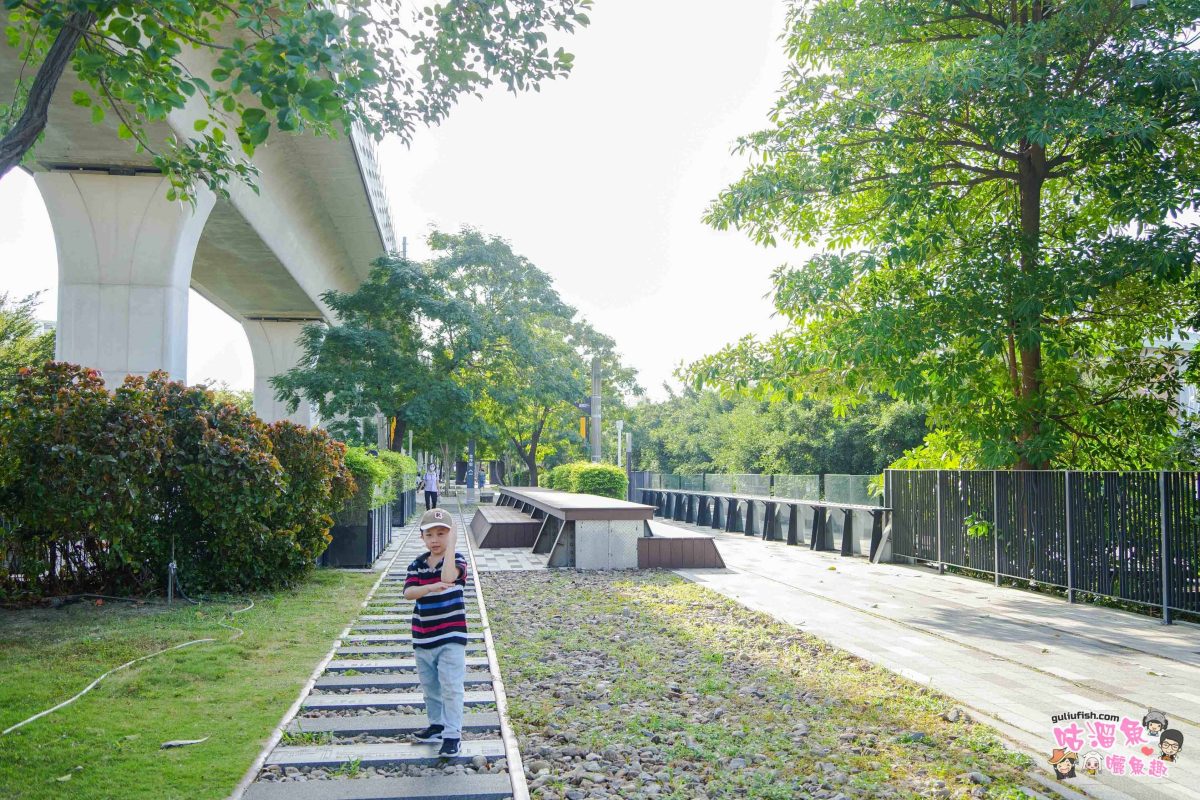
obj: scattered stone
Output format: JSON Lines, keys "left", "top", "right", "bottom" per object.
{"left": 943, "top": 707, "right": 966, "bottom": 723}
{"left": 483, "top": 568, "right": 1031, "bottom": 800}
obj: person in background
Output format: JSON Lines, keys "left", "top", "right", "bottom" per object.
{"left": 422, "top": 463, "right": 440, "bottom": 510}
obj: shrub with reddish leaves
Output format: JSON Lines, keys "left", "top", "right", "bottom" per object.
{"left": 0, "top": 364, "right": 165, "bottom": 597}
{"left": 0, "top": 364, "right": 354, "bottom": 598}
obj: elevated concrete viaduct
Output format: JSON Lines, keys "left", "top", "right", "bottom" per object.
{"left": 1, "top": 29, "right": 397, "bottom": 425}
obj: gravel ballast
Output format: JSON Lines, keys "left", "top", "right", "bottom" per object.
{"left": 485, "top": 570, "right": 1033, "bottom": 800}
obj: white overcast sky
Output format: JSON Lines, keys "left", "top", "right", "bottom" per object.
{"left": 0, "top": 0, "right": 808, "bottom": 398}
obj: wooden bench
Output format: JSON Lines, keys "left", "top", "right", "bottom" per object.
{"left": 638, "top": 526, "right": 725, "bottom": 569}
{"left": 494, "top": 487, "right": 725, "bottom": 570}
{"left": 469, "top": 505, "right": 541, "bottom": 548}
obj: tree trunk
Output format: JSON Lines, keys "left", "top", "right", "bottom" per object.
{"left": 528, "top": 450, "right": 542, "bottom": 489}
{"left": 526, "top": 413, "right": 547, "bottom": 486}
{"left": 0, "top": 11, "right": 96, "bottom": 179}
{"left": 388, "top": 417, "right": 406, "bottom": 452}
{"left": 1016, "top": 137, "right": 1048, "bottom": 469}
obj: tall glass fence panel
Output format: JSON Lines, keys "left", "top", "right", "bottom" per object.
{"left": 773, "top": 474, "right": 820, "bottom": 500}
{"left": 824, "top": 474, "right": 882, "bottom": 506}
{"left": 706, "top": 474, "right": 734, "bottom": 494}
{"left": 659, "top": 474, "right": 682, "bottom": 490}
{"left": 734, "top": 474, "right": 772, "bottom": 497}
{"left": 679, "top": 474, "right": 706, "bottom": 491}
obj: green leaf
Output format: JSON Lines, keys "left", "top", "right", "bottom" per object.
{"left": 241, "top": 107, "right": 266, "bottom": 126}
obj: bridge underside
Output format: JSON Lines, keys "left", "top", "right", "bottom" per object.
{"left": 2, "top": 31, "right": 394, "bottom": 425}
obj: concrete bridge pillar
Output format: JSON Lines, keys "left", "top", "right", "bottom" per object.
{"left": 35, "top": 172, "right": 214, "bottom": 383}
{"left": 243, "top": 318, "right": 314, "bottom": 425}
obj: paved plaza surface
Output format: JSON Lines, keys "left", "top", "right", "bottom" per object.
{"left": 654, "top": 520, "right": 1200, "bottom": 800}
{"left": 471, "top": 547, "right": 549, "bottom": 572}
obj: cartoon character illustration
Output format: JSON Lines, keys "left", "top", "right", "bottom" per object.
{"left": 1142, "top": 710, "right": 1169, "bottom": 738}
{"left": 1081, "top": 751, "right": 1103, "bottom": 776}
{"left": 1049, "top": 748, "right": 1078, "bottom": 780}
{"left": 1159, "top": 729, "right": 1184, "bottom": 762}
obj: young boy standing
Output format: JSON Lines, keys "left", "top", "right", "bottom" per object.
{"left": 403, "top": 507, "right": 469, "bottom": 757}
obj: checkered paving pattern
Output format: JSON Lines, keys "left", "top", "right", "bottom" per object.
{"left": 470, "top": 548, "right": 549, "bottom": 572}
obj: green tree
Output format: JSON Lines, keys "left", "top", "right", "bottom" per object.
{"left": 628, "top": 390, "right": 925, "bottom": 475}
{"left": 697, "top": 0, "right": 1200, "bottom": 469}
{"left": 475, "top": 314, "right": 589, "bottom": 486}
{"left": 205, "top": 380, "right": 253, "bottom": 414}
{"left": 417, "top": 228, "right": 640, "bottom": 485}
{"left": 271, "top": 254, "right": 476, "bottom": 452}
{"left": 421, "top": 228, "right": 575, "bottom": 477}
{"left": 1, "top": 1, "right": 591, "bottom": 201}
{"left": 0, "top": 292, "right": 53, "bottom": 402}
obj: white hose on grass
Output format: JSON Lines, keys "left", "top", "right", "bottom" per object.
{"left": 1, "top": 599, "right": 256, "bottom": 736}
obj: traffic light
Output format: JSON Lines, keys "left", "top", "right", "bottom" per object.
{"left": 579, "top": 417, "right": 587, "bottom": 439}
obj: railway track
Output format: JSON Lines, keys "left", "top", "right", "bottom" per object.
{"left": 236, "top": 499, "right": 524, "bottom": 800}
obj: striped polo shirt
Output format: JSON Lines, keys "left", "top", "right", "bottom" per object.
{"left": 404, "top": 551, "right": 469, "bottom": 649}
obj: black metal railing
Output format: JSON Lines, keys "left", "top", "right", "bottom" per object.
{"left": 887, "top": 469, "right": 1200, "bottom": 621}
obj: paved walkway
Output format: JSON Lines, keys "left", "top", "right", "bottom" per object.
{"left": 653, "top": 520, "right": 1200, "bottom": 800}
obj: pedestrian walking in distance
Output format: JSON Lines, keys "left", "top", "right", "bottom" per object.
{"left": 404, "top": 508, "right": 469, "bottom": 758}
{"left": 422, "top": 463, "right": 440, "bottom": 510}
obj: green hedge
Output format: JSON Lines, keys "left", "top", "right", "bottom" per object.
{"left": 0, "top": 363, "right": 355, "bottom": 598}
{"left": 341, "top": 447, "right": 394, "bottom": 514}
{"left": 339, "top": 448, "right": 418, "bottom": 520}
{"left": 377, "top": 449, "right": 419, "bottom": 492}
{"left": 543, "top": 461, "right": 628, "bottom": 500}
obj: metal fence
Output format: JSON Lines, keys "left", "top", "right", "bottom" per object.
{"left": 887, "top": 470, "right": 1200, "bottom": 620}
{"left": 645, "top": 473, "right": 880, "bottom": 504}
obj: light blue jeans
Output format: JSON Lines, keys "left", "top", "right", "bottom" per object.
{"left": 414, "top": 643, "right": 466, "bottom": 738}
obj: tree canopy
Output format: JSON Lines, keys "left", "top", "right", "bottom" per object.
{"left": 1, "top": 0, "right": 591, "bottom": 201}
{"left": 0, "top": 292, "right": 53, "bottom": 404}
{"left": 693, "top": 0, "right": 1200, "bottom": 469}
{"left": 272, "top": 229, "right": 641, "bottom": 482}
{"left": 271, "top": 252, "right": 476, "bottom": 451}
{"left": 628, "top": 390, "right": 926, "bottom": 476}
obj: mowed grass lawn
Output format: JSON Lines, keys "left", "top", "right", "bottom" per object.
{"left": 0, "top": 570, "right": 377, "bottom": 800}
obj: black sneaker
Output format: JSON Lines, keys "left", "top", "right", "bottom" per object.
{"left": 412, "top": 724, "right": 443, "bottom": 743}
{"left": 438, "top": 737, "right": 461, "bottom": 757}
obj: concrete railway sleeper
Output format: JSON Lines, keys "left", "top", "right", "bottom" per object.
{"left": 237, "top": 509, "right": 527, "bottom": 800}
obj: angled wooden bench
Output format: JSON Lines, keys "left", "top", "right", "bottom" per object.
{"left": 638, "top": 525, "right": 725, "bottom": 568}
{"left": 469, "top": 505, "right": 541, "bottom": 548}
